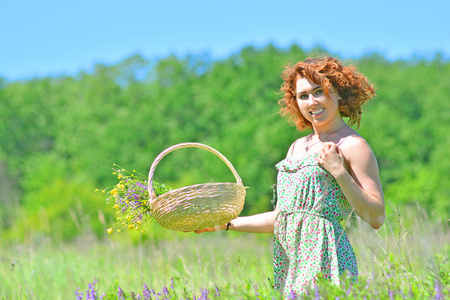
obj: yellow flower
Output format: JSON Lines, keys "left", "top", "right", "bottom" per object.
{"left": 107, "top": 228, "right": 113, "bottom": 235}
{"left": 118, "top": 174, "right": 122, "bottom": 179}
{"left": 102, "top": 190, "right": 106, "bottom": 193}
{"left": 95, "top": 189, "right": 99, "bottom": 192}
{"left": 137, "top": 220, "right": 141, "bottom": 225}
{"left": 135, "top": 227, "right": 140, "bottom": 231}
{"left": 141, "top": 229, "right": 146, "bottom": 233}
{"left": 128, "top": 224, "right": 135, "bottom": 230}
{"left": 113, "top": 204, "right": 119, "bottom": 209}
{"left": 117, "top": 229, "right": 121, "bottom": 232}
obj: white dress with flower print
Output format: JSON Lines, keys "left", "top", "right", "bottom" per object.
{"left": 273, "top": 152, "right": 358, "bottom": 296}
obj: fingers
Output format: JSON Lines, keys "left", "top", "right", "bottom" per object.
{"left": 318, "top": 143, "right": 341, "bottom": 164}
{"left": 194, "top": 227, "right": 216, "bottom": 234}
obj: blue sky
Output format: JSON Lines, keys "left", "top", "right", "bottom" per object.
{"left": 1, "top": 0, "right": 449, "bottom": 80}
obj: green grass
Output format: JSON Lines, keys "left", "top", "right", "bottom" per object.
{"left": 0, "top": 207, "right": 448, "bottom": 299}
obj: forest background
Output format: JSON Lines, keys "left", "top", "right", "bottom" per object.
{"left": 0, "top": 44, "right": 449, "bottom": 241}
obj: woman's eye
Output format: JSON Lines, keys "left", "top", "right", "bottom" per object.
{"left": 315, "top": 89, "right": 323, "bottom": 95}
{"left": 299, "top": 94, "right": 308, "bottom": 100}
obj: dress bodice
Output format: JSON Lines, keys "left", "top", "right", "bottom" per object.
{"left": 275, "top": 153, "right": 353, "bottom": 223}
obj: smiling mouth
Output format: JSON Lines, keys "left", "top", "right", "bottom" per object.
{"left": 310, "top": 108, "right": 324, "bottom": 116}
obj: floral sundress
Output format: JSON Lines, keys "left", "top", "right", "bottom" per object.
{"left": 273, "top": 152, "right": 358, "bottom": 296}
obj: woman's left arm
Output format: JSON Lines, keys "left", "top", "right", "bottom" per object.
{"left": 318, "top": 138, "right": 385, "bottom": 229}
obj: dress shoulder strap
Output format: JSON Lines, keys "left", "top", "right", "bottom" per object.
{"left": 287, "top": 138, "right": 301, "bottom": 158}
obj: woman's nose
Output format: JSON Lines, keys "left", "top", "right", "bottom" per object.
{"left": 308, "top": 93, "right": 318, "bottom": 105}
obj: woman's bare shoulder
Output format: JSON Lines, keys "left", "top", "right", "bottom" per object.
{"left": 339, "top": 134, "right": 376, "bottom": 162}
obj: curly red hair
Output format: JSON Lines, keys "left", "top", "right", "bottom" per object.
{"left": 279, "top": 57, "right": 376, "bottom": 130}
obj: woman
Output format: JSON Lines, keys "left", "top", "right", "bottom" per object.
{"left": 196, "top": 57, "right": 385, "bottom": 296}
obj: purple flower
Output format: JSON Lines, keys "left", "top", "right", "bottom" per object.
{"left": 170, "top": 278, "right": 174, "bottom": 289}
{"left": 388, "top": 287, "right": 394, "bottom": 299}
{"left": 314, "top": 284, "right": 320, "bottom": 300}
{"left": 288, "top": 289, "right": 297, "bottom": 299}
{"left": 196, "top": 288, "right": 209, "bottom": 300}
{"left": 365, "top": 278, "right": 370, "bottom": 290}
{"left": 162, "top": 286, "right": 169, "bottom": 296}
{"left": 74, "top": 288, "right": 83, "bottom": 300}
{"left": 87, "top": 279, "right": 98, "bottom": 300}
{"left": 346, "top": 283, "right": 352, "bottom": 296}
{"left": 214, "top": 284, "right": 220, "bottom": 297}
{"left": 435, "top": 280, "right": 444, "bottom": 300}
{"left": 143, "top": 283, "right": 152, "bottom": 300}
{"left": 118, "top": 286, "right": 125, "bottom": 300}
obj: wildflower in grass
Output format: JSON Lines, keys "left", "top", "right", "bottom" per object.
{"left": 388, "top": 287, "right": 394, "bottom": 299}
{"left": 200, "top": 288, "right": 209, "bottom": 300}
{"left": 75, "top": 288, "right": 83, "bottom": 300}
{"left": 86, "top": 279, "right": 98, "bottom": 300}
{"left": 214, "top": 284, "right": 220, "bottom": 297}
{"left": 435, "top": 280, "right": 444, "bottom": 300}
{"left": 143, "top": 283, "right": 152, "bottom": 300}
{"left": 288, "top": 289, "right": 297, "bottom": 299}
{"left": 162, "top": 286, "right": 169, "bottom": 296}
{"left": 170, "top": 278, "right": 174, "bottom": 289}
{"left": 365, "top": 278, "right": 370, "bottom": 290}
{"left": 99, "top": 165, "right": 172, "bottom": 233}
{"left": 118, "top": 286, "right": 125, "bottom": 300}
{"left": 313, "top": 284, "right": 320, "bottom": 300}
{"left": 345, "top": 281, "right": 352, "bottom": 296}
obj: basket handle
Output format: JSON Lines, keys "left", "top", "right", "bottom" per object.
{"left": 147, "top": 142, "right": 243, "bottom": 203}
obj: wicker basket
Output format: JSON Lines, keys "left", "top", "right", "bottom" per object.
{"left": 147, "top": 143, "right": 246, "bottom": 231}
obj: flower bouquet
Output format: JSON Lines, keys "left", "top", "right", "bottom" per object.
{"left": 98, "top": 164, "right": 172, "bottom": 234}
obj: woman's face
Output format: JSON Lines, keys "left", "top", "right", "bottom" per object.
{"left": 295, "top": 76, "right": 341, "bottom": 127}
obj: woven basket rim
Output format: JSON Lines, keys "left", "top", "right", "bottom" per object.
{"left": 146, "top": 142, "right": 246, "bottom": 231}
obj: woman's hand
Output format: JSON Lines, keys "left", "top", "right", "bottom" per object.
{"left": 317, "top": 142, "right": 347, "bottom": 178}
{"left": 194, "top": 224, "right": 227, "bottom": 234}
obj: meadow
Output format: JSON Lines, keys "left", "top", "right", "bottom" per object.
{"left": 1, "top": 205, "right": 448, "bottom": 299}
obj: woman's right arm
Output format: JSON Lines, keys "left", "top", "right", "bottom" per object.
{"left": 195, "top": 209, "right": 279, "bottom": 234}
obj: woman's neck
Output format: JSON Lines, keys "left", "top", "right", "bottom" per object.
{"left": 312, "top": 120, "right": 347, "bottom": 140}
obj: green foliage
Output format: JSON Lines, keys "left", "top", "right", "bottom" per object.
{"left": 7, "top": 153, "right": 110, "bottom": 241}
{"left": 0, "top": 45, "right": 449, "bottom": 240}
